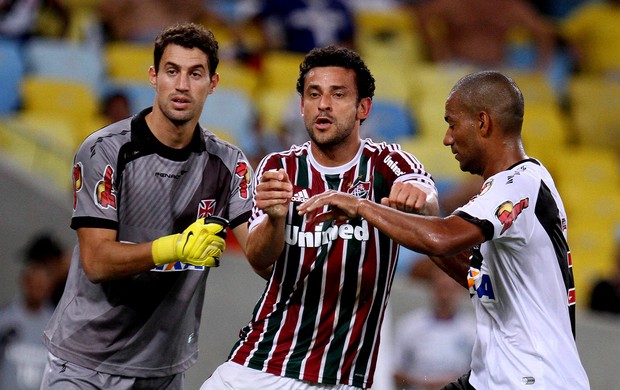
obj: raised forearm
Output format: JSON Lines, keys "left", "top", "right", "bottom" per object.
{"left": 357, "top": 199, "right": 480, "bottom": 257}
{"left": 246, "top": 216, "right": 286, "bottom": 272}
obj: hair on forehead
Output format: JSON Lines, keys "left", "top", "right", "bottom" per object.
{"left": 153, "top": 22, "right": 219, "bottom": 76}
{"left": 296, "top": 45, "right": 375, "bottom": 101}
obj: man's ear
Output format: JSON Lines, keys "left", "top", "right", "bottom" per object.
{"left": 357, "top": 97, "right": 372, "bottom": 121}
{"left": 148, "top": 66, "right": 157, "bottom": 88}
{"left": 208, "top": 72, "right": 220, "bottom": 94}
{"left": 479, "top": 111, "right": 490, "bottom": 136}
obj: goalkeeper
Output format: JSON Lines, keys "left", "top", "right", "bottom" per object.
{"left": 40, "top": 23, "right": 258, "bottom": 390}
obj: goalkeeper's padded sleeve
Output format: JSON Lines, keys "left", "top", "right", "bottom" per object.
{"left": 152, "top": 216, "right": 229, "bottom": 267}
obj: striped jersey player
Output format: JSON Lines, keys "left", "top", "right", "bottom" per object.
{"left": 42, "top": 107, "right": 253, "bottom": 377}
{"left": 227, "top": 139, "right": 436, "bottom": 388}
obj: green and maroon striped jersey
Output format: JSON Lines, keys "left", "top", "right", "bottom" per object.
{"left": 230, "top": 139, "right": 435, "bottom": 388}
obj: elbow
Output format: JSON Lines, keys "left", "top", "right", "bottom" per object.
{"left": 417, "top": 233, "right": 459, "bottom": 257}
{"left": 80, "top": 256, "right": 107, "bottom": 284}
{"left": 247, "top": 252, "right": 275, "bottom": 275}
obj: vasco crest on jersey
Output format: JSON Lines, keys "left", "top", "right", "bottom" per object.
{"left": 495, "top": 198, "right": 529, "bottom": 235}
{"left": 197, "top": 199, "right": 216, "bottom": 219}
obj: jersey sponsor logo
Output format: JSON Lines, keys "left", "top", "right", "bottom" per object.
{"left": 468, "top": 267, "right": 496, "bottom": 301}
{"left": 479, "top": 179, "right": 493, "bottom": 196}
{"left": 383, "top": 155, "right": 405, "bottom": 176}
{"left": 197, "top": 199, "right": 216, "bottom": 219}
{"left": 521, "top": 377, "right": 535, "bottom": 385}
{"left": 95, "top": 165, "right": 117, "bottom": 210}
{"left": 506, "top": 169, "right": 522, "bottom": 184}
{"left": 285, "top": 220, "right": 370, "bottom": 247}
{"left": 561, "top": 217, "right": 567, "bottom": 232}
{"left": 348, "top": 181, "right": 370, "bottom": 198}
{"left": 291, "top": 188, "right": 310, "bottom": 203}
{"left": 154, "top": 170, "right": 187, "bottom": 179}
{"left": 235, "top": 161, "right": 250, "bottom": 199}
{"left": 495, "top": 198, "right": 529, "bottom": 235}
{"left": 152, "top": 262, "right": 205, "bottom": 272}
{"left": 73, "top": 162, "right": 83, "bottom": 210}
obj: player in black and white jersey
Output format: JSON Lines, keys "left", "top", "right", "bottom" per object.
{"left": 299, "top": 71, "right": 590, "bottom": 389}
{"left": 40, "top": 23, "right": 256, "bottom": 389}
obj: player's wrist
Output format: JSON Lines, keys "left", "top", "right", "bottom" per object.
{"left": 152, "top": 234, "right": 181, "bottom": 266}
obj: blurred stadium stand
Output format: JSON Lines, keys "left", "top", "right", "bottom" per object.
{"left": 0, "top": 4, "right": 619, "bottom": 388}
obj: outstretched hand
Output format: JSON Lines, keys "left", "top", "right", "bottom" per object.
{"left": 297, "top": 190, "right": 362, "bottom": 223}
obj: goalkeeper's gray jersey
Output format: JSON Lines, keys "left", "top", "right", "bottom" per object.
{"left": 43, "top": 108, "right": 253, "bottom": 377}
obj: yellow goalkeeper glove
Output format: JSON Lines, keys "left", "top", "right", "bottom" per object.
{"left": 152, "top": 216, "right": 228, "bottom": 267}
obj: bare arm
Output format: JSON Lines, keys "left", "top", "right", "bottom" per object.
{"left": 232, "top": 222, "right": 272, "bottom": 280}
{"left": 297, "top": 191, "right": 484, "bottom": 286}
{"left": 246, "top": 169, "right": 293, "bottom": 273}
{"left": 382, "top": 181, "right": 440, "bottom": 217}
{"left": 77, "top": 227, "right": 157, "bottom": 283}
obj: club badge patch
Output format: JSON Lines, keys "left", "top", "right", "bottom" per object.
{"left": 197, "top": 199, "right": 216, "bottom": 219}
{"left": 495, "top": 198, "right": 529, "bottom": 235}
{"left": 73, "top": 162, "right": 83, "bottom": 210}
{"left": 235, "top": 161, "right": 250, "bottom": 200}
{"left": 95, "top": 165, "right": 117, "bottom": 210}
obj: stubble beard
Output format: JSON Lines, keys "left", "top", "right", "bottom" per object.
{"left": 305, "top": 116, "right": 354, "bottom": 149}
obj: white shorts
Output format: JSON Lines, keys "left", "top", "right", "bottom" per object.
{"left": 200, "top": 361, "right": 362, "bottom": 390}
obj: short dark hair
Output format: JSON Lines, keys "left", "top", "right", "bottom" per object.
{"left": 296, "top": 45, "right": 375, "bottom": 102}
{"left": 451, "top": 70, "right": 524, "bottom": 133}
{"left": 153, "top": 22, "right": 219, "bottom": 76}
{"left": 23, "top": 233, "right": 63, "bottom": 264}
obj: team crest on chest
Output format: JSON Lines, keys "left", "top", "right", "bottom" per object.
{"left": 348, "top": 181, "right": 371, "bottom": 199}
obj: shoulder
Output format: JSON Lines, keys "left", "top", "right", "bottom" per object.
{"left": 201, "top": 127, "right": 252, "bottom": 167}
{"left": 255, "top": 143, "right": 309, "bottom": 173}
{"left": 77, "top": 117, "right": 133, "bottom": 156}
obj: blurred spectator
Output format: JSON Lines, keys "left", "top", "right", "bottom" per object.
{"left": 251, "top": 0, "right": 355, "bottom": 53}
{"left": 0, "top": 0, "right": 68, "bottom": 40}
{"left": 0, "top": 234, "right": 62, "bottom": 390}
{"left": 589, "top": 229, "right": 620, "bottom": 315}
{"left": 21, "top": 233, "right": 69, "bottom": 306}
{"left": 393, "top": 267, "right": 476, "bottom": 390}
{"left": 0, "top": 0, "right": 42, "bottom": 39}
{"left": 412, "top": 0, "right": 555, "bottom": 72}
{"left": 524, "top": 0, "right": 592, "bottom": 21}
{"left": 439, "top": 176, "right": 484, "bottom": 216}
{"left": 560, "top": 0, "right": 620, "bottom": 77}
{"left": 99, "top": 0, "right": 222, "bottom": 43}
{"left": 101, "top": 90, "right": 132, "bottom": 124}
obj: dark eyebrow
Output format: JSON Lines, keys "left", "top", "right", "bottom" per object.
{"left": 163, "top": 61, "right": 207, "bottom": 72}
{"left": 306, "top": 84, "right": 348, "bottom": 92}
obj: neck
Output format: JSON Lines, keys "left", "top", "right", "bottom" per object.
{"left": 145, "top": 110, "right": 196, "bottom": 149}
{"left": 482, "top": 140, "right": 528, "bottom": 179}
{"left": 311, "top": 138, "right": 362, "bottom": 167}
